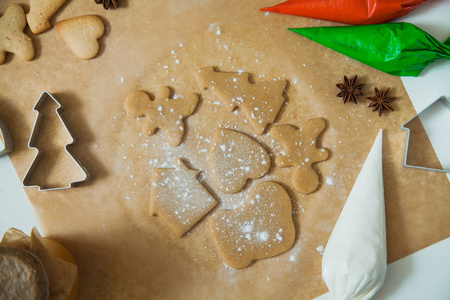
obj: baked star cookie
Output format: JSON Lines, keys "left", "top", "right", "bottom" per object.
{"left": 125, "top": 87, "right": 198, "bottom": 146}
{"left": 0, "top": 4, "right": 34, "bottom": 64}
{"left": 209, "top": 181, "right": 295, "bottom": 269}
{"left": 196, "top": 67, "right": 287, "bottom": 134}
{"left": 209, "top": 128, "right": 270, "bottom": 193}
{"left": 270, "top": 119, "right": 329, "bottom": 194}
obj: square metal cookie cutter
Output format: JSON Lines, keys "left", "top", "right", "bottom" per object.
{"left": 23, "top": 91, "right": 91, "bottom": 191}
{"left": 0, "top": 116, "right": 13, "bottom": 157}
{"left": 400, "top": 96, "right": 450, "bottom": 173}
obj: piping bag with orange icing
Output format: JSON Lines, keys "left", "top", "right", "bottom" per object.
{"left": 261, "top": 0, "right": 427, "bottom": 25}
{"left": 322, "top": 130, "right": 387, "bottom": 300}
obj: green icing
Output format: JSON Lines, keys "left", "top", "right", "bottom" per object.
{"left": 289, "top": 23, "right": 450, "bottom": 77}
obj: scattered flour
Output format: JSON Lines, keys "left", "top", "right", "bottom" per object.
{"left": 326, "top": 177, "right": 335, "bottom": 186}
{"left": 258, "top": 231, "right": 269, "bottom": 242}
{"left": 316, "top": 245, "right": 324, "bottom": 255}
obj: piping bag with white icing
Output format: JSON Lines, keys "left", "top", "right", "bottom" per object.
{"left": 322, "top": 129, "right": 386, "bottom": 300}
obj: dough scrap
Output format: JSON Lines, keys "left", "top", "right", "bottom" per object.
{"left": 150, "top": 159, "right": 218, "bottom": 237}
{"left": 196, "top": 66, "right": 287, "bottom": 134}
{"left": 55, "top": 15, "right": 105, "bottom": 60}
{"left": 209, "top": 128, "right": 270, "bottom": 194}
{"left": 125, "top": 87, "right": 198, "bottom": 147}
{"left": 270, "top": 119, "right": 329, "bottom": 194}
{"left": 27, "top": 0, "right": 67, "bottom": 34}
{"left": 0, "top": 4, "right": 34, "bottom": 64}
{"left": 209, "top": 181, "right": 295, "bottom": 269}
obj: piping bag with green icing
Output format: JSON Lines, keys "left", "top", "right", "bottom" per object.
{"left": 289, "top": 22, "right": 450, "bottom": 76}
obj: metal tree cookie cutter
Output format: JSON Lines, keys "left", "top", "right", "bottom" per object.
{"left": 23, "top": 91, "right": 91, "bottom": 191}
{"left": 0, "top": 116, "right": 13, "bottom": 157}
{"left": 400, "top": 96, "right": 450, "bottom": 173}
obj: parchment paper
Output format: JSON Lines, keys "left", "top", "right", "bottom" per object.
{"left": 1, "top": 1, "right": 449, "bottom": 299}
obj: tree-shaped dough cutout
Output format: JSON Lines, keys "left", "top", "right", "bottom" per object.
{"left": 196, "top": 67, "right": 287, "bottom": 135}
{"left": 270, "top": 119, "right": 329, "bottom": 194}
{"left": 124, "top": 87, "right": 198, "bottom": 146}
{"left": 150, "top": 159, "right": 218, "bottom": 237}
{"left": 209, "top": 182, "right": 295, "bottom": 269}
{"left": 23, "top": 92, "right": 90, "bottom": 190}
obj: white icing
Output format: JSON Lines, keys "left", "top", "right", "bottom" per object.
{"left": 322, "top": 130, "right": 387, "bottom": 300}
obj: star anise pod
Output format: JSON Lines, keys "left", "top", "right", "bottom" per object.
{"left": 95, "top": 0, "right": 119, "bottom": 10}
{"left": 336, "top": 75, "right": 365, "bottom": 104}
{"left": 367, "top": 87, "right": 396, "bottom": 117}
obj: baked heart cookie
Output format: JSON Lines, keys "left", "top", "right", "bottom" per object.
{"left": 209, "top": 181, "right": 295, "bottom": 269}
{"left": 55, "top": 15, "right": 105, "bottom": 60}
{"left": 124, "top": 87, "right": 198, "bottom": 147}
{"left": 270, "top": 119, "right": 329, "bottom": 194}
{"left": 209, "top": 128, "right": 270, "bottom": 193}
{"left": 196, "top": 67, "right": 287, "bottom": 134}
{"left": 0, "top": 4, "right": 34, "bottom": 64}
{"left": 27, "top": 0, "right": 67, "bottom": 34}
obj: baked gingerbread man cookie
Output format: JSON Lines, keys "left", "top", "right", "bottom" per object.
{"left": 125, "top": 87, "right": 198, "bottom": 146}
{"left": 0, "top": 4, "right": 34, "bottom": 64}
{"left": 209, "top": 181, "right": 295, "bottom": 269}
{"left": 270, "top": 119, "right": 329, "bottom": 194}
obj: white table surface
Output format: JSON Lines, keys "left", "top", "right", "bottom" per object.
{"left": 1, "top": 1, "right": 449, "bottom": 299}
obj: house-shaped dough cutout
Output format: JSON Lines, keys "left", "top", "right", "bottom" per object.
{"left": 150, "top": 159, "right": 217, "bottom": 237}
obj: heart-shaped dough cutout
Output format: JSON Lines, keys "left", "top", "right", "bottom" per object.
{"left": 209, "top": 181, "right": 295, "bottom": 269}
{"left": 209, "top": 128, "right": 270, "bottom": 193}
{"left": 55, "top": 15, "right": 105, "bottom": 60}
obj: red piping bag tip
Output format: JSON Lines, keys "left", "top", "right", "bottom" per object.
{"left": 260, "top": 6, "right": 279, "bottom": 13}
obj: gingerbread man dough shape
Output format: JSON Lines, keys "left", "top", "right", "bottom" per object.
{"left": 209, "top": 181, "right": 295, "bottom": 269}
{"left": 125, "top": 87, "right": 198, "bottom": 146}
{"left": 0, "top": 4, "right": 34, "bottom": 64}
{"left": 196, "top": 67, "right": 287, "bottom": 135}
{"left": 209, "top": 128, "right": 270, "bottom": 194}
{"left": 270, "top": 119, "right": 329, "bottom": 194}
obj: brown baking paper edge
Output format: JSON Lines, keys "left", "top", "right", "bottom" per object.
{"left": 1, "top": 1, "right": 449, "bottom": 299}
